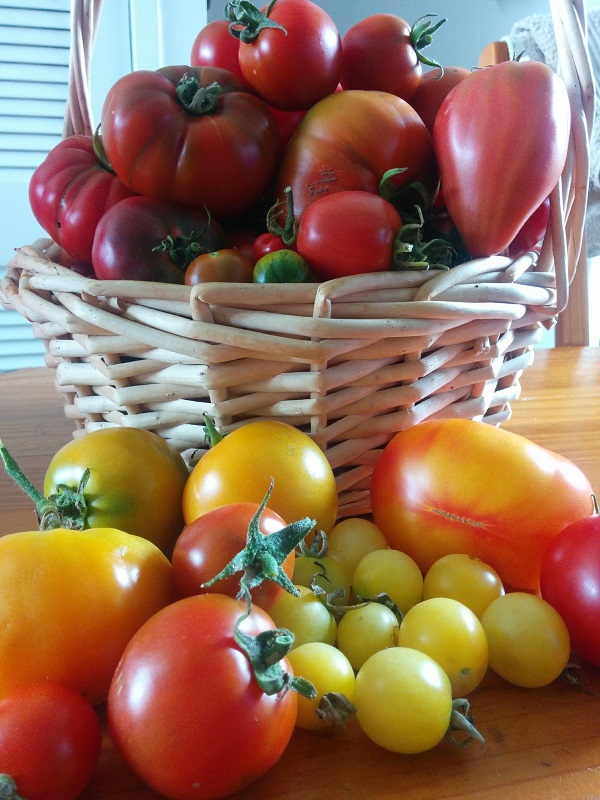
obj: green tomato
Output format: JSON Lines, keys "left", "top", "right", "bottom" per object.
{"left": 252, "top": 249, "right": 311, "bottom": 283}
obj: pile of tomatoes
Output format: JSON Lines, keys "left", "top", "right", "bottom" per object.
{"left": 28, "top": 0, "right": 570, "bottom": 286}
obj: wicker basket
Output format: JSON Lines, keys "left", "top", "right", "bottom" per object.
{"left": 1, "top": 0, "right": 594, "bottom": 518}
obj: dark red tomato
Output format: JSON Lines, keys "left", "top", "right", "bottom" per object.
{"left": 46, "top": 241, "right": 95, "bottom": 277}
{"left": 231, "top": 0, "right": 342, "bottom": 111}
{"left": 225, "top": 228, "right": 259, "bottom": 263}
{"left": 100, "top": 65, "right": 280, "bottom": 219}
{"left": 0, "top": 682, "right": 102, "bottom": 800}
{"left": 409, "top": 66, "right": 471, "bottom": 134}
{"left": 28, "top": 134, "right": 135, "bottom": 264}
{"left": 540, "top": 514, "right": 600, "bottom": 668}
{"left": 340, "top": 14, "right": 445, "bottom": 102}
{"left": 190, "top": 19, "right": 247, "bottom": 83}
{"left": 296, "top": 190, "right": 402, "bottom": 280}
{"left": 268, "top": 105, "right": 307, "bottom": 148}
{"left": 507, "top": 196, "right": 551, "bottom": 258}
{"left": 275, "top": 89, "right": 437, "bottom": 222}
{"left": 171, "top": 501, "right": 295, "bottom": 609}
{"left": 184, "top": 248, "right": 254, "bottom": 285}
{"left": 370, "top": 419, "right": 594, "bottom": 592}
{"left": 92, "top": 195, "right": 225, "bottom": 283}
{"left": 433, "top": 60, "right": 571, "bottom": 257}
{"left": 107, "top": 594, "right": 298, "bottom": 800}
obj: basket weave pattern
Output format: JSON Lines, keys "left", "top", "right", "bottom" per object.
{"left": 1, "top": 0, "right": 593, "bottom": 518}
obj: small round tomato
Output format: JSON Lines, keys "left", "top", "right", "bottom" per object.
{"left": 253, "top": 248, "right": 311, "bottom": 283}
{"left": 481, "top": 592, "right": 571, "bottom": 688}
{"left": 268, "top": 584, "right": 337, "bottom": 648}
{"left": 43, "top": 427, "right": 190, "bottom": 556}
{"left": 423, "top": 553, "right": 505, "bottom": 619}
{"left": 184, "top": 248, "right": 254, "bottom": 285}
{"left": 252, "top": 231, "right": 290, "bottom": 263}
{"left": 292, "top": 553, "right": 352, "bottom": 606}
{"left": 171, "top": 501, "right": 295, "bottom": 610}
{"left": 336, "top": 601, "right": 400, "bottom": 671}
{"left": 325, "top": 517, "right": 388, "bottom": 579}
{"left": 182, "top": 420, "right": 338, "bottom": 534}
{"left": 0, "top": 682, "right": 102, "bottom": 800}
{"left": 352, "top": 548, "right": 423, "bottom": 615}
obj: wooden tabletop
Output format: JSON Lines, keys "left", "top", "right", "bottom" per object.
{"left": 2, "top": 347, "right": 600, "bottom": 800}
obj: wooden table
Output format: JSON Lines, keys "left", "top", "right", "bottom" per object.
{"left": 2, "top": 347, "right": 600, "bottom": 800}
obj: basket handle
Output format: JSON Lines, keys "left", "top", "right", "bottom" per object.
{"left": 63, "top": 0, "right": 104, "bottom": 137}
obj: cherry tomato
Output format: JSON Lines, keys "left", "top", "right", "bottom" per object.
{"left": 253, "top": 248, "right": 311, "bottom": 283}
{"left": 422, "top": 554, "right": 505, "bottom": 619}
{"left": 325, "top": 517, "right": 388, "bottom": 579}
{"left": 252, "top": 230, "right": 290, "bottom": 263}
{"left": 292, "top": 553, "right": 352, "bottom": 606}
{"left": 0, "top": 682, "right": 102, "bottom": 800}
{"left": 336, "top": 601, "right": 400, "bottom": 671}
{"left": 352, "top": 548, "right": 423, "bottom": 615}
{"left": 184, "top": 248, "right": 254, "bottom": 285}
{"left": 268, "top": 584, "right": 337, "bottom": 648}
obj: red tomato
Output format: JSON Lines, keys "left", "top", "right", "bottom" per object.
{"left": 184, "top": 248, "right": 254, "bottom": 285}
{"left": 226, "top": 228, "right": 259, "bottom": 263}
{"left": 100, "top": 65, "right": 280, "bottom": 219}
{"left": 340, "top": 14, "right": 445, "bottom": 102}
{"left": 275, "top": 89, "right": 437, "bottom": 222}
{"left": 295, "top": 190, "right": 402, "bottom": 280}
{"left": 171, "top": 502, "right": 296, "bottom": 609}
{"left": 108, "top": 594, "right": 298, "bottom": 800}
{"left": 28, "top": 134, "right": 135, "bottom": 264}
{"left": 0, "top": 682, "right": 102, "bottom": 800}
{"left": 409, "top": 66, "right": 471, "bottom": 134}
{"left": 269, "top": 105, "right": 307, "bottom": 148}
{"left": 231, "top": 0, "right": 343, "bottom": 111}
{"left": 540, "top": 514, "right": 600, "bottom": 668}
{"left": 190, "top": 19, "right": 247, "bottom": 83}
{"left": 507, "top": 196, "right": 551, "bottom": 258}
{"left": 433, "top": 60, "right": 571, "bottom": 256}
{"left": 370, "top": 419, "right": 594, "bottom": 592}
{"left": 252, "top": 231, "right": 290, "bottom": 262}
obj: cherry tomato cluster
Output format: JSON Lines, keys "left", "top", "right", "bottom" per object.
{"left": 28, "top": 0, "right": 570, "bottom": 288}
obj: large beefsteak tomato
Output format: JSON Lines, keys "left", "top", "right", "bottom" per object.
{"left": 370, "top": 418, "right": 594, "bottom": 592}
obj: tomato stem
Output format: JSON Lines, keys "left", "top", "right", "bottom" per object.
{"left": 176, "top": 75, "right": 222, "bottom": 115}
{"left": 153, "top": 208, "right": 216, "bottom": 269}
{"left": 225, "top": 0, "right": 287, "bottom": 43}
{"left": 266, "top": 186, "right": 297, "bottom": 246}
{"left": 92, "top": 126, "right": 115, "bottom": 174}
{"left": 410, "top": 14, "right": 446, "bottom": 73}
{"left": 0, "top": 774, "right": 26, "bottom": 800}
{"left": 447, "top": 698, "right": 485, "bottom": 748}
{"left": 316, "top": 692, "right": 356, "bottom": 727}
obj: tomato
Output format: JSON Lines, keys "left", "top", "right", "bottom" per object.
{"left": 229, "top": 0, "right": 343, "bottom": 111}
{"left": 190, "top": 19, "right": 247, "bottom": 83}
{"left": 100, "top": 65, "right": 280, "bottom": 219}
{"left": 295, "top": 190, "right": 401, "bottom": 280}
{"left": 252, "top": 230, "right": 290, "bottom": 262}
{"left": 0, "top": 526, "right": 173, "bottom": 704}
{"left": 268, "top": 584, "right": 337, "bottom": 648}
{"left": 352, "top": 548, "right": 423, "bottom": 615}
{"left": 340, "top": 14, "right": 446, "bottom": 102}
{"left": 184, "top": 247, "right": 254, "bottom": 285}
{"left": 325, "top": 517, "right": 388, "bottom": 579}
{"left": 108, "top": 594, "right": 300, "bottom": 800}
{"left": 400, "top": 598, "right": 489, "bottom": 696}
{"left": 182, "top": 419, "right": 338, "bottom": 534}
{"left": 253, "top": 248, "right": 311, "bottom": 283}
{"left": 336, "top": 601, "right": 400, "bottom": 671}
{"left": 171, "top": 501, "right": 297, "bottom": 610}
{"left": 354, "top": 647, "right": 454, "bottom": 753}
{"left": 539, "top": 513, "right": 600, "bottom": 668}
{"left": 409, "top": 66, "right": 471, "bottom": 134}
{"left": 507, "top": 196, "right": 551, "bottom": 258}
{"left": 0, "top": 682, "right": 101, "bottom": 800}
{"left": 423, "top": 553, "right": 505, "bottom": 619}
{"left": 433, "top": 60, "right": 571, "bottom": 256}
{"left": 275, "top": 88, "right": 437, "bottom": 222}
{"left": 370, "top": 418, "right": 594, "bottom": 592}
{"left": 481, "top": 592, "right": 570, "bottom": 688}
{"left": 268, "top": 105, "right": 307, "bottom": 148}
{"left": 292, "top": 553, "right": 352, "bottom": 606}
{"left": 286, "top": 642, "right": 355, "bottom": 730}
{"left": 226, "top": 228, "right": 258, "bottom": 263}
{"left": 43, "top": 427, "right": 190, "bottom": 556}
{"left": 28, "top": 133, "right": 135, "bottom": 264}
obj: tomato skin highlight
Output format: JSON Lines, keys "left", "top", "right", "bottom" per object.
{"left": 370, "top": 418, "right": 594, "bottom": 592}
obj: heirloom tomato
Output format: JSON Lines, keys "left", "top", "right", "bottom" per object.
{"left": 184, "top": 248, "right": 253, "bottom": 285}
{"left": 433, "top": 59, "right": 571, "bottom": 256}
{"left": 182, "top": 419, "right": 338, "bottom": 535}
{"left": 540, "top": 513, "right": 600, "bottom": 668}
{"left": 370, "top": 418, "right": 594, "bottom": 592}
{"left": 0, "top": 682, "right": 102, "bottom": 800}
{"left": 295, "top": 190, "right": 402, "bottom": 279}
{"left": 108, "top": 594, "right": 301, "bottom": 800}
{"left": 92, "top": 195, "right": 225, "bottom": 283}
{"left": 409, "top": 66, "right": 470, "bottom": 134}
{"left": 274, "top": 88, "right": 437, "bottom": 221}
{"left": 229, "top": 0, "right": 343, "bottom": 111}
{"left": 100, "top": 65, "right": 280, "bottom": 218}
{"left": 28, "top": 134, "right": 134, "bottom": 264}
{"left": 43, "top": 427, "right": 189, "bottom": 556}
{"left": 253, "top": 248, "right": 311, "bottom": 283}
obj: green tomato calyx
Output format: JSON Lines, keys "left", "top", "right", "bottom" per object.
{"left": 410, "top": 14, "right": 446, "bottom": 73}
{"left": 0, "top": 774, "right": 27, "bottom": 800}
{"left": 226, "top": 0, "right": 287, "bottom": 44}
{"left": 176, "top": 75, "right": 222, "bottom": 116}
{"left": 448, "top": 697, "right": 485, "bottom": 749}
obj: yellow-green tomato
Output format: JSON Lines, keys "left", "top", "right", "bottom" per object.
{"left": 336, "top": 602, "right": 400, "bottom": 671}
{"left": 267, "top": 585, "right": 337, "bottom": 649}
{"left": 423, "top": 553, "right": 505, "bottom": 619}
{"left": 400, "top": 598, "right": 489, "bottom": 696}
{"left": 287, "top": 643, "right": 356, "bottom": 731}
{"left": 292, "top": 554, "right": 352, "bottom": 606}
{"left": 354, "top": 647, "right": 453, "bottom": 754}
{"left": 481, "top": 592, "right": 571, "bottom": 688}
{"left": 352, "top": 548, "right": 423, "bottom": 615}
{"left": 326, "top": 517, "right": 388, "bottom": 578}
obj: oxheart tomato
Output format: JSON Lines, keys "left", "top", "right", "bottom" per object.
{"left": 0, "top": 682, "right": 102, "bottom": 800}
{"left": 433, "top": 60, "right": 570, "bottom": 256}
{"left": 100, "top": 65, "right": 280, "bottom": 218}
{"left": 295, "top": 190, "right": 402, "bottom": 280}
{"left": 540, "top": 514, "right": 600, "bottom": 668}
{"left": 107, "top": 594, "right": 299, "bottom": 800}
{"left": 275, "top": 89, "right": 437, "bottom": 222}
{"left": 28, "top": 134, "right": 135, "bottom": 264}
{"left": 229, "top": 0, "right": 343, "bottom": 111}
{"left": 507, "top": 196, "right": 551, "bottom": 258}
{"left": 92, "top": 195, "right": 225, "bottom": 283}
{"left": 370, "top": 419, "right": 594, "bottom": 592}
